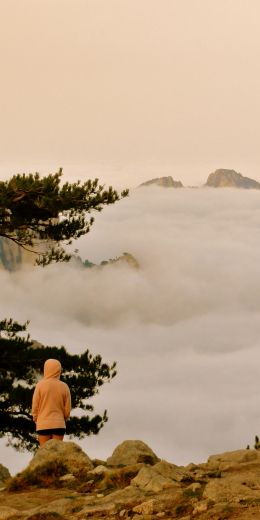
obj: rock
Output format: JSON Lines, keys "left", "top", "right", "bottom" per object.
{"left": 139, "top": 176, "right": 183, "bottom": 188}
{"left": 0, "top": 464, "right": 10, "bottom": 486}
{"left": 207, "top": 449, "right": 259, "bottom": 470}
{"left": 132, "top": 499, "right": 155, "bottom": 514}
{"left": 88, "top": 464, "right": 108, "bottom": 475}
{"left": 203, "top": 471, "right": 260, "bottom": 503}
{"left": 205, "top": 169, "right": 260, "bottom": 189}
{"left": 0, "top": 507, "right": 19, "bottom": 519}
{"left": 28, "top": 439, "right": 93, "bottom": 474}
{"left": 153, "top": 460, "right": 191, "bottom": 482}
{"left": 193, "top": 500, "right": 208, "bottom": 515}
{"left": 107, "top": 440, "right": 159, "bottom": 466}
{"left": 186, "top": 482, "right": 201, "bottom": 493}
{"left": 131, "top": 465, "right": 180, "bottom": 493}
{"left": 59, "top": 473, "right": 76, "bottom": 481}
{"left": 78, "top": 485, "right": 144, "bottom": 514}
{"left": 31, "top": 495, "right": 88, "bottom": 517}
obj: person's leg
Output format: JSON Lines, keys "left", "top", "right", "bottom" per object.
{"left": 51, "top": 434, "right": 64, "bottom": 441}
{"left": 38, "top": 434, "right": 52, "bottom": 447}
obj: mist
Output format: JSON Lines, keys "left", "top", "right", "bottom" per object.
{"left": 1, "top": 187, "right": 260, "bottom": 474}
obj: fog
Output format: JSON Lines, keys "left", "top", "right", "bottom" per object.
{"left": 1, "top": 187, "right": 260, "bottom": 474}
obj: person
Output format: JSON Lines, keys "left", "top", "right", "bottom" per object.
{"left": 32, "top": 358, "right": 71, "bottom": 447}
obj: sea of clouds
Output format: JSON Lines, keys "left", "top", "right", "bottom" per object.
{"left": 1, "top": 186, "right": 260, "bottom": 474}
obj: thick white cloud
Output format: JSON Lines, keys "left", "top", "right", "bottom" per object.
{"left": 1, "top": 187, "right": 260, "bottom": 474}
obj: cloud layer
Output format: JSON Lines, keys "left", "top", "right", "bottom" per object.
{"left": 1, "top": 187, "right": 260, "bottom": 473}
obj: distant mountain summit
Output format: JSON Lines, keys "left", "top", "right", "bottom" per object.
{"left": 205, "top": 169, "right": 260, "bottom": 189}
{"left": 139, "top": 176, "right": 183, "bottom": 188}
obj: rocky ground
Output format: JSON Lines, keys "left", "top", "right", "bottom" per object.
{"left": 2, "top": 440, "right": 260, "bottom": 519}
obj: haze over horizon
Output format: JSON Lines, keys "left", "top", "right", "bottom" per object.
{"left": 1, "top": 0, "right": 260, "bottom": 187}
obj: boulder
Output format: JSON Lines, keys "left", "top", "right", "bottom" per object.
{"left": 153, "top": 460, "right": 191, "bottom": 482}
{"left": 107, "top": 440, "right": 159, "bottom": 467}
{"left": 131, "top": 465, "right": 181, "bottom": 493}
{"left": 28, "top": 439, "right": 93, "bottom": 474}
{"left": 0, "top": 464, "right": 11, "bottom": 486}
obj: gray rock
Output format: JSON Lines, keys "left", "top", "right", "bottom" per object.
{"left": 107, "top": 440, "right": 160, "bottom": 467}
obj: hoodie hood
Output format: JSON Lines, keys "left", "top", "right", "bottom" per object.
{"left": 44, "top": 359, "right": 62, "bottom": 379}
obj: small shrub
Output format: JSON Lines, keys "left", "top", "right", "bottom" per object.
{"left": 255, "top": 435, "right": 260, "bottom": 450}
{"left": 7, "top": 460, "right": 68, "bottom": 491}
{"left": 97, "top": 466, "right": 140, "bottom": 492}
{"left": 26, "top": 513, "right": 64, "bottom": 520}
{"left": 137, "top": 454, "right": 156, "bottom": 465}
{"left": 175, "top": 503, "right": 189, "bottom": 516}
{"left": 182, "top": 488, "right": 199, "bottom": 499}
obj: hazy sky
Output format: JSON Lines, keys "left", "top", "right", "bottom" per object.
{"left": 1, "top": 188, "right": 260, "bottom": 474}
{"left": 1, "top": 0, "right": 260, "bottom": 186}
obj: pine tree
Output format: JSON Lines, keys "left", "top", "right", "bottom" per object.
{"left": 0, "top": 319, "right": 116, "bottom": 451}
{"left": 0, "top": 168, "right": 128, "bottom": 266}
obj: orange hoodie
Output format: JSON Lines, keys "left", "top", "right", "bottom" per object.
{"left": 32, "top": 359, "right": 71, "bottom": 431}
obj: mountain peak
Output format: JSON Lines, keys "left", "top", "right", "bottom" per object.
{"left": 205, "top": 169, "right": 260, "bottom": 189}
{"left": 139, "top": 176, "right": 183, "bottom": 188}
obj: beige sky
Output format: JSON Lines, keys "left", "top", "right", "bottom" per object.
{"left": 1, "top": 0, "right": 260, "bottom": 186}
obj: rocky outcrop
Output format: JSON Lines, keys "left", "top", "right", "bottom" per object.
{"left": 107, "top": 439, "right": 160, "bottom": 466}
{"left": 28, "top": 439, "right": 93, "bottom": 474}
{"left": 4, "top": 442, "right": 260, "bottom": 519}
{"left": 72, "top": 252, "right": 140, "bottom": 270}
{"left": 205, "top": 169, "right": 260, "bottom": 189}
{"left": 139, "top": 176, "right": 183, "bottom": 188}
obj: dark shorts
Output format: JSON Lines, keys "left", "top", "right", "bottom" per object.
{"left": 36, "top": 428, "right": 66, "bottom": 435}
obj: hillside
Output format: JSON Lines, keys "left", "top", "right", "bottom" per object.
{"left": 2, "top": 439, "right": 260, "bottom": 519}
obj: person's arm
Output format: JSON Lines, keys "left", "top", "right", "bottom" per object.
{"left": 31, "top": 385, "right": 40, "bottom": 423}
{"left": 64, "top": 386, "right": 71, "bottom": 420}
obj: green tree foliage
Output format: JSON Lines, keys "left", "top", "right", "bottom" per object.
{"left": 0, "top": 319, "right": 116, "bottom": 451}
{"left": 0, "top": 168, "right": 128, "bottom": 265}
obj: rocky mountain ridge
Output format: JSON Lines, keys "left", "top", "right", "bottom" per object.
{"left": 205, "top": 169, "right": 260, "bottom": 189}
{"left": 139, "top": 169, "right": 260, "bottom": 190}
{"left": 2, "top": 439, "right": 260, "bottom": 519}
{"left": 139, "top": 177, "right": 183, "bottom": 188}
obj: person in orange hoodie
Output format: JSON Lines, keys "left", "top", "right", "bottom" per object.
{"left": 32, "top": 358, "right": 71, "bottom": 447}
